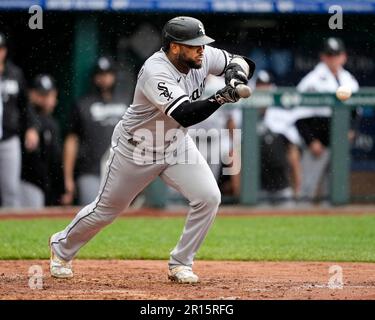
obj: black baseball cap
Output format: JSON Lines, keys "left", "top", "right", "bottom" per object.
{"left": 321, "top": 37, "right": 346, "bottom": 56}
{"left": 94, "top": 56, "right": 115, "bottom": 74}
{"left": 0, "top": 32, "right": 6, "bottom": 48}
{"left": 31, "top": 74, "right": 56, "bottom": 93}
{"left": 162, "top": 16, "right": 215, "bottom": 50}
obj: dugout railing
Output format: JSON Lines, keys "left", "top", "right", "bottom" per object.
{"left": 144, "top": 88, "right": 375, "bottom": 207}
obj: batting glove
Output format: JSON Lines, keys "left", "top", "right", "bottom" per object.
{"left": 211, "top": 85, "right": 240, "bottom": 105}
{"left": 224, "top": 56, "right": 256, "bottom": 87}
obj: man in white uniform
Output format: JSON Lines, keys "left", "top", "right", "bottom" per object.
{"left": 258, "top": 70, "right": 302, "bottom": 204}
{"left": 294, "top": 38, "right": 359, "bottom": 201}
{"left": 49, "top": 16, "right": 255, "bottom": 283}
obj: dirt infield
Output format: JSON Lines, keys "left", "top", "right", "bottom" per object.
{"left": 2, "top": 206, "right": 375, "bottom": 300}
{"left": 1, "top": 260, "right": 375, "bottom": 300}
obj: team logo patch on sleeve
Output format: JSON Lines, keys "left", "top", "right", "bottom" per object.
{"left": 157, "top": 82, "right": 173, "bottom": 101}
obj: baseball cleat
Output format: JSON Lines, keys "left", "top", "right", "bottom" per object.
{"left": 49, "top": 238, "right": 73, "bottom": 279}
{"left": 168, "top": 266, "right": 199, "bottom": 284}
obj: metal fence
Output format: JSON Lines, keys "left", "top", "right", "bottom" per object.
{"left": 145, "top": 88, "right": 375, "bottom": 207}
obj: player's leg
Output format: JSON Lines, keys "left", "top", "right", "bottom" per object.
{"left": 0, "top": 136, "right": 21, "bottom": 207}
{"left": 160, "top": 138, "right": 221, "bottom": 280}
{"left": 317, "top": 149, "right": 331, "bottom": 201}
{"left": 50, "top": 127, "right": 166, "bottom": 271}
{"left": 19, "top": 181, "right": 45, "bottom": 208}
{"left": 51, "top": 151, "right": 163, "bottom": 262}
{"left": 300, "top": 147, "right": 330, "bottom": 200}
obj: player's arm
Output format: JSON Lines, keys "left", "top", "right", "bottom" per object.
{"left": 223, "top": 56, "right": 255, "bottom": 87}
{"left": 61, "top": 133, "right": 78, "bottom": 205}
{"left": 287, "top": 143, "right": 302, "bottom": 196}
{"left": 143, "top": 72, "right": 243, "bottom": 127}
{"left": 61, "top": 104, "right": 81, "bottom": 205}
{"left": 170, "top": 85, "right": 240, "bottom": 127}
{"left": 205, "top": 46, "right": 255, "bottom": 87}
{"left": 17, "top": 70, "right": 40, "bottom": 151}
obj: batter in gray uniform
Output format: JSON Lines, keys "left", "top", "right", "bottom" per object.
{"left": 50, "top": 16, "right": 255, "bottom": 283}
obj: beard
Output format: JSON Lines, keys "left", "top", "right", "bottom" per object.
{"left": 186, "top": 59, "right": 202, "bottom": 69}
{"left": 178, "top": 53, "right": 202, "bottom": 69}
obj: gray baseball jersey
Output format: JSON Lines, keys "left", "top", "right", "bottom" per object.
{"left": 122, "top": 46, "right": 231, "bottom": 155}
{"left": 50, "top": 45, "right": 235, "bottom": 270}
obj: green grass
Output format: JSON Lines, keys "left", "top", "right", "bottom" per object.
{"left": 1, "top": 215, "right": 375, "bottom": 262}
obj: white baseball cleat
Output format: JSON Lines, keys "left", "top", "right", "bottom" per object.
{"left": 49, "top": 238, "right": 73, "bottom": 279}
{"left": 168, "top": 266, "right": 199, "bottom": 284}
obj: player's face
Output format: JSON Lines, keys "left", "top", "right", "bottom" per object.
{"left": 94, "top": 72, "right": 116, "bottom": 91}
{"left": 321, "top": 53, "right": 347, "bottom": 72}
{"left": 42, "top": 90, "right": 58, "bottom": 113}
{"left": 178, "top": 44, "right": 205, "bottom": 69}
{"left": 30, "top": 90, "right": 58, "bottom": 114}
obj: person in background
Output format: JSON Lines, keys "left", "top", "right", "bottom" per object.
{"left": 61, "top": 56, "right": 127, "bottom": 205}
{"left": 257, "top": 70, "right": 302, "bottom": 204}
{"left": 0, "top": 32, "right": 39, "bottom": 208}
{"left": 20, "top": 74, "right": 64, "bottom": 208}
{"left": 294, "top": 38, "right": 359, "bottom": 202}
{"left": 189, "top": 75, "right": 240, "bottom": 183}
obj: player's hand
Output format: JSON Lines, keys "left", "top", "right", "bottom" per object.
{"left": 213, "top": 85, "right": 240, "bottom": 105}
{"left": 24, "top": 128, "right": 39, "bottom": 151}
{"left": 224, "top": 63, "right": 248, "bottom": 88}
{"left": 309, "top": 140, "right": 325, "bottom": 158}
{"left": 61, "top": 178, "right": 75, "bottom": 205}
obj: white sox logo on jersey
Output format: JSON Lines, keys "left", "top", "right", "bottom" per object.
{"left": 190, "top": 78, "right": 206, "bottom": 101}
{"left": 158, "top": 82, "right": 173, "bottom": 101}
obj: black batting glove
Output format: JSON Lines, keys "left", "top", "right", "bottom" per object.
{"left": 224, "top": 63, "right": 248, "bottom": 87}
{"left": 224, "top": 57, "right": 256, "bottom": 87}
{"left": 210, "top": 85, "right": 241, "bottom": 105}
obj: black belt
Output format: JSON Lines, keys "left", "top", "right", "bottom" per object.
{"left": 127, "top": 138, "right": 165, "bottom": 155}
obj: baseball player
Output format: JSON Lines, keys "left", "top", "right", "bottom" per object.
{"left": 0, "top": 32, "right": 39, "bottom": 208}
{"left": 61, "top": 57, "right": 127, "bottom": 206}
{"left": 49, "top": 16, "right": 255, "bottom": 283}
{"left": 257, "top": 70, "right": 302, "bottom": 204}
{"left": 20, "top": 74, "right": 64, "bottom": 208}
{"left": 294, "top": 38, "right": 359, "bottom": 201}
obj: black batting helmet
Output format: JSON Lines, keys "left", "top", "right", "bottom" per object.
{"left": 161, "top": 16, "right": 215, "bottom": 51}
{"left": 94, "top": 56, "right": 116, "bottom": 74}
{"left": 256, "top": 70, "right": 273, "bottom": 85}
{"left": 31, "top": 74, "right": 57, "bottom": 94}
{"left": 321, "top": 37, "right": 346, "bottom": 56}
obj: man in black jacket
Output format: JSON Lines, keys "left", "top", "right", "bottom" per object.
{"left": 0, "top": 32, "right": 39, "bottom": 208}
{"left": 61, "top": 56, "right": 127, "bottom": 205}
{"left": 20, "top": 74, "right": 64, "bottom": 208}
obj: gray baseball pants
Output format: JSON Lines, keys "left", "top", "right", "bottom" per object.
{"left": 19, "top": 181, "right": 45, "bottom": 208}
{"left": 51, "top": 122, "right": 221, "bottom": 268}
{"left": 300, "top": 148, "right": 331, "bottom": 200}
{"left": 0, "top": 136, "right": 21, "bottom": 208}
